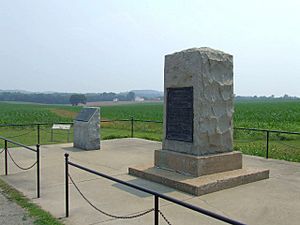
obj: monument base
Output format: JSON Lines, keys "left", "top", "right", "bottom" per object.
{"left": 73, "top": 144, "right": 100, "bottom": 151}
{"left": 129, "top": 165, "right": 269, "bottom": 196}
{"left": 155, "top": 150, "right": 242, "bottom": 176}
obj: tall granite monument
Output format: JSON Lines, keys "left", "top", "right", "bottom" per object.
{"left": 73, "top": 107, "right": 100, "bottom": 150}
{"left": 129, "top": 48, "right": 269, "bottom": 195}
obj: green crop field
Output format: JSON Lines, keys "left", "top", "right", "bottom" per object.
{"left": 0, "top": 100, "right": 300, "bottom": 162}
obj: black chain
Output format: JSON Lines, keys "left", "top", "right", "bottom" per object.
{"left": 7, "top": 150, "right": 37, "bottom": 171}
{"left": 51, "top": 131, "right": 72, "bottom": 136}
{"left": 0, "top": 148, "right": 5, "bottom": 154}
{"left": 159, "top": 210, "right": 172, "bottom": 225}
{"left": 68, "top": 173, "right": 154, "bottom": 219}
{"left": 234, "top": 139, "right": 258, "bottom": 143}
{"left": 5, "top": 130, "right": 35, "bottom": 139}
{"left": 39, "top": 127, "right": 50, "bottom": 132}
{"left": 274, "top": 141, "right": 300, "bottom": 150}
{"left": 40, "top": 127, "right": 73, "bottom": 135}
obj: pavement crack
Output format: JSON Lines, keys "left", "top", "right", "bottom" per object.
{"left": 72, "top": 172, "right": 128, "bottom": 184}
{"left": 199, "top": 198, "right": 231, "bottom": 218}
{"left": 86, "top": 218, "right": 115, "bottom": 225}
{"left": 71, "top": 158, "right": 119, "bottom": 171}
{"left": 74, "top": 177, "right": 102, "bottom": 184}
{"left": 159, "top": 196, "right": 197, "bottom": 209}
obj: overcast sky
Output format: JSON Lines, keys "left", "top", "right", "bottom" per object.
{"left": 0, "top": 0, "right": 299, "bottom": 96}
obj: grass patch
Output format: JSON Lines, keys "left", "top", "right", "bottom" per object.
{"left": 0, "top": 178, "right": 63, "bottom": 225}
{"left": 50, "top": 108, "right": 78, "bottom": 119}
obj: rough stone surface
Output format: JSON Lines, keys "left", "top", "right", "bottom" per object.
{"left": 162, "top": 47, "right": 234, "bottom": 156}
{"left": 154, "top": 150, "right": 242, "bottom": 176}
{"left": 129, "top": 164, "right": 269, "bottom": 196}
{"left": 73, "top": 107, "right": 100, "bottom": 150}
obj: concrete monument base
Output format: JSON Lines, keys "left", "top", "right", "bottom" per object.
{"left": 129, "top": 164, "right": 269, "bottom": 196}
{"left": 155, "top": 150, "right": 242, "bottom": 177}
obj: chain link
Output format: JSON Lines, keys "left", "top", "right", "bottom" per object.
{"left": 68, "top": 173, "right": 154, "bottom": 219}
{"left": 5, "top": 130, "right": 35, "bottom": 139}
{"left": 7, "top": 149, "right": 37, "bottom": 171}
{"left": 234, "top": 139, "right": 258, "bottom": 143}
{"left": 40, "top": 127, "right": 73, "bottom": 135}
{"left": 159, "top": 210, "right": 172, "bottom": 225}
{"left": 273, "top": 140, "right": 300, "bottom": 150}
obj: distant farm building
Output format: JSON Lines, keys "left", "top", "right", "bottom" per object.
{"left": 135, "top": 97, "right": 144, "bottom": 102}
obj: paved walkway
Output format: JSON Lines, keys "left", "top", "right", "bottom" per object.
{"left": 0, "top": 138, "right": 299, "bottom": 225}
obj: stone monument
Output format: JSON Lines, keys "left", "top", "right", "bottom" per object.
{"left": 129, "top": 47, "right": 269, "bottom": 196}
{"left": 73, "top": 107, "right": 100, "bottom": 150}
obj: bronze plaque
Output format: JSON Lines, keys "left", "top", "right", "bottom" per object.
{"left": 166, "top": 87, "right": 193, "bottom": 142}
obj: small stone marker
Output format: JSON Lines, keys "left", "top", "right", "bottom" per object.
{"left": 73, "top": 107, "right": 100, "bottom": 150}
{"left": 129, "top": 47, "right": 269, "bottom": 196}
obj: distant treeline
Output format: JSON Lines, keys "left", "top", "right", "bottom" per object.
{"left": 0, "top": 92, "right": 298, "bottom": 104}
{"left": 235, "top": 95, "right": 299, "bottom": 101}
{"left": 0, "top": 92, "right": 135, "bottom": 104}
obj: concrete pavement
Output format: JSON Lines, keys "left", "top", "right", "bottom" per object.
{"left": 0, "top": 138, "right": 299, "bottom": 225}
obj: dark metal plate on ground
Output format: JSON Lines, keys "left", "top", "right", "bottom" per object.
{"left": 166, "top": 87, "right": 193, "bottom": 142}
{"left": 75, "top": 108, "right": 98, "bottom": 122}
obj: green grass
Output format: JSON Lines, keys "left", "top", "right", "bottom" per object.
{"left": 234, "top": 100, "right": 300, "bottom": 131}
{"left": 2, "top": 100, "right": 298, "bottom": 131}
{"left": 0, "top": 100, "right": 300, "bottom": 162}
{"left": 0, "top": 178, "right": 63, "bottom": 225}
{"left": 0, "top": 102, "right": 81, "bottom": 124}
{"left": 101, "top": 102, "right": 163, "bottom": 120}
{"left": 232, "top": 100, "right": 300, "bottom": 161}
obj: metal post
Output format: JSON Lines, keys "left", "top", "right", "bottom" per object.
{"left": 37, "top": 124, "right": 40, "bottom": 145}
{"left": 51, "top": 128, "right": 53, "bottom": 142}
{"left": 65, "top": 153, "right": 69, "bottom": 217}
{"left": 4, "top": 140, "right": 7, "bottom": 175}
{"left": 36, "top": 144, "right": 40, "bottom": 198}
{"left": 67, "top": 129, "right": 70, "bottom": 142}
{"left": 266, "top": 131, "right": 269, "bottom": 159}
{"left": 131, "top": 117, "right": 134, "bottom": 138}
{"left": 154, "top": 195, "right": 159, "bottom": 225}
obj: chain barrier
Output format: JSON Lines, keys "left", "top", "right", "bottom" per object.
{"left": 273, "top": 140, "right": 300, "bottom": 150}
{"left": 1, "top": 126, "right": 32, "bottom": 132}
{"left": 41, "top": 128, "right": 72, "bottom": 136}
{"left": 40, "top": 127, "right": 73, "bottom": 136}
{"left": 39, "top": 127, "right": 50, "bottom": 131}
{"left": 159, "top": 210, "right": 172, "bottom": 225}
{"left": 52, "top": 131, "right": 72, "bottom": 136}
{"left": 7, "top": 149, "right": 37, "bottom": 171}
{"left": 68, "top": 173, "right": 154, "bottom": 219}
{"left": 234, "top": 139, "right": 259, "bottom": 143}
{"left": 0, "top": 148, "right": 5, "bottom": 154}
{"left": 5, "top": 130, "right": 36, "bottom": 139}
